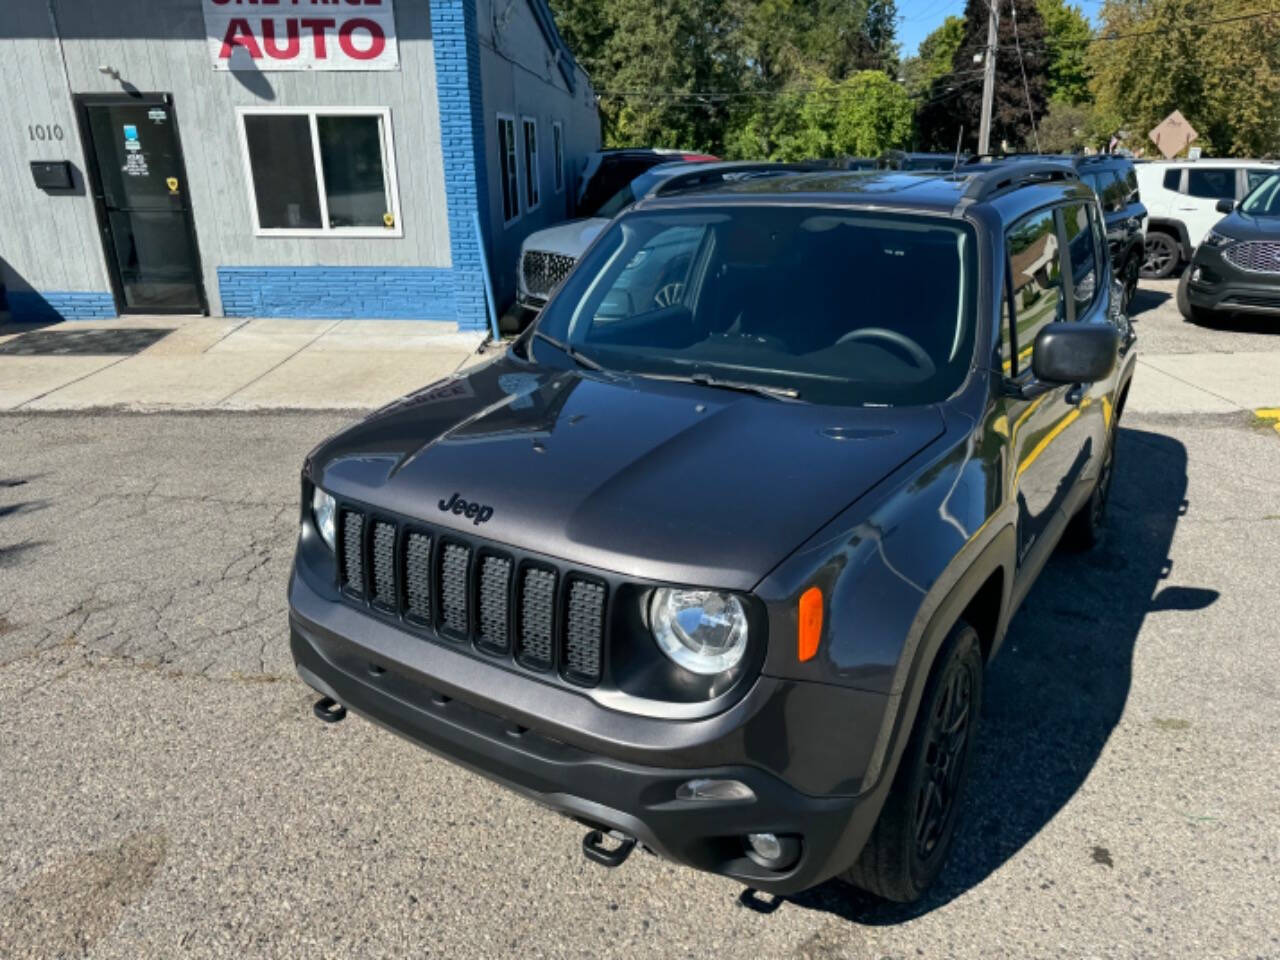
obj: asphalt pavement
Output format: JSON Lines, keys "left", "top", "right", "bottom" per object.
{"left": 1, "top": 284, "right": 1278, "bottom": 958}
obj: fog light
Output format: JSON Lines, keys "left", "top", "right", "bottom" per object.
{"left": 747, "top": 832, "right": 782, "bottom": 860}
{"left": 675, "top": 778, "right": 756, "bottom": 803}
{"left": 745, "top": 832, "right": 801, "bottom": 870}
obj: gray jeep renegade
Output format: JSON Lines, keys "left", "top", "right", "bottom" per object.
{"left": 289, "top": 161, "right": 1137, "bottom": 902}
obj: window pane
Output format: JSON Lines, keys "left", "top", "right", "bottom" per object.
{"left": 553, "top": 124, "right": 564, "bottom": 192}
{"left": 1163, "top": 168, "right": 1181, "bottom": 191}
{"left": 1186, "top": 168, "right": 1235, "bottom": 199}
{"left": 1007, "top": 208, "right": 1063, "bottom": 355}
{"left": 1062, "top": 202, "right": 1098, "bottom": 315}
{"left": 1246, "top": 168, "right": 1272, "bottom": 193}
{"left": 498, "top": 118, "right": 517, "bottom": 221}
{"left": 317, "top": 116, "right": 389, "bottom": 228}
{"left": 244, "top": 115, "right": 322, "bottom": 229}
{"left": 1001, "top": 284, "right": 1016, "bottom": 374}
{"left": 523, "top": 120, "right": 539, "bottom": 209}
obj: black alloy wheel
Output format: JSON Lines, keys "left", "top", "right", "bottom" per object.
{"left": 913, "top": 659, "right": 974, "bottom": 861}
{"left": 1065, "top": 419, "right": 1118, "bottom": 551}
{"left": 842, "top": 623, "right": 983, "bottom": 902}
{"left": 1141, "top": 232, "right": 1180, "bottom": 279}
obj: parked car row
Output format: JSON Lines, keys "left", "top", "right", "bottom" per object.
{"left": 518, "top": 147, "right": 1280, "bottom": 330}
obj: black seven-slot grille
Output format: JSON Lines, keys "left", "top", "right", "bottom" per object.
{"left": 336, "top": 506, "right": 606, "bottom": 685}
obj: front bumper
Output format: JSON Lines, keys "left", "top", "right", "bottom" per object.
{"left": 289, "top": 572, "right": 891, "bottom": 894}
{"left": 1186, "top": 247, "right": 1280, "bottom": 315}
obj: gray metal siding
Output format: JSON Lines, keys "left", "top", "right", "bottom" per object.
{"left": 476, "top": 0, "right": 600, "bottom": 307}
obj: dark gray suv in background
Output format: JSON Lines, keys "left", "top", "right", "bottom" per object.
{"left": 1178, "top": 171, "right": 1280, "bottom": 323}
{"left": 289, "top": 162, "right": 1136, "bottom": 903}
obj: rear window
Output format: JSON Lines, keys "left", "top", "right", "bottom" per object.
{"left": 578, "top": 157, "right": 664, "bottom": 218}
{"left": 1163, "top": 168, "right": 1181, "bottom": 191}
{"left": 1186, "top": 168, "right": 1236, "bottom": 199}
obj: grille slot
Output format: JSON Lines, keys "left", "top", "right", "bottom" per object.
{"left": 518, "top": 567, "right": 557, "bottom": 669}
{"left": 564, "top": 579, "right": 606, "bottom": 683}
{"left": 403, "top": 531, "right": 432, "bottom": 622}
{"left": 477, "top": 555, "right": 513, "bottom": 654}
{"left": 370, "top": 520, "right": 397, "bottom": 608}
{"left": 439, "top": 542, "right": 471, "bottom": 635}
{"left": 521, "top": 250, "right": 576, "bottom": 299}
{"left": 332, "top": 506, "right": 606, "bottom": 687}
{"left": 340, "top": 510, "right": 365, "bottom": 596}
{"left": 1222, "top": 240, "right": 1280, "bottom": 274}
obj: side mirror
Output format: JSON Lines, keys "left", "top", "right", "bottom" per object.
{"left": 1032, "top": 323, "right": 1119, "bottom": 385}
{"left": 1215, "top": 198, "right": 1236, "bottom": 214}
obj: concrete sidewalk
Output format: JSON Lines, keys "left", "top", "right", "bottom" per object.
{"left": 0, "top": 315, "right": 490, "bottom": 412}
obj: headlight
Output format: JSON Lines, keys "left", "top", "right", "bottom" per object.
{"left": 650, "top": 589, "right": 748, "bottom": 675}
{"left": 311, "top": 486, "right": 336, "bottom": 551}
{"left": 1203, "top": 230, "right": 1232, "bottom": 248}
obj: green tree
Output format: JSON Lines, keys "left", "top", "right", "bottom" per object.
{"left": 1036, "top": 98, "right": 1094, "bottom": 151}
{"left": 1090, "top": 0, "right": 1280, "bottom": 157}
{"left": 902, "top": 15, "right": 965, "bottom": 98}
{"left": 1035, "top": 0, "right": 1094, "bottom": 104}
{"left": 725, "top": 70, "right": 913, "bottom": 159}
{"left": 916, "top": 0, "right": 1051, "bottom": 152}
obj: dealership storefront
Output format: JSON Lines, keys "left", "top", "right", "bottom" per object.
{"left": 0, "top": 0, "right": 598, "bottom": 330}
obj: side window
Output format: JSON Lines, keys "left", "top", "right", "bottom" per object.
{"left": 1186, "top": 168, "right": 1236, "bottom": 199}
{"left": 1062, "top": 202, "right": 1098, "bottom": 316}
{"left": 1124, "top": 166, "right": 1139, "bottom": 201}
{"left": 1005, "top": 208, "right": 1064, "bottom": 371}
{"left": 1103, "top": 171, "right": 1128, "bottom": 212}
{"left": 1246, "top": 168, "right": 1272, "bottom": 194}
{"left": 1163, "top": 168, "right": 1181, "bottom": 192}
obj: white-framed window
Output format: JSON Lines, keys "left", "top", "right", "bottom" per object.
{"left": 522, "top": 116, "right": 540, "bottom": 212}
{"left": 497, "top": 113, "right": 519, "bottom": 225}
{"left": 236, "top": 106, "right": 401, "bottom": 238}
{"left": 552, "top": 121, "right": 564, "bottom": 194}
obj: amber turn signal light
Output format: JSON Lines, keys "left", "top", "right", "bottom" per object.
{"left": 798, "top": 586, "right": 823, "bottom": 662}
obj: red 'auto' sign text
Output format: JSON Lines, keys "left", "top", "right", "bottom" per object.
{"left": 203, "top": 0, "right": 399, "bottom": 72}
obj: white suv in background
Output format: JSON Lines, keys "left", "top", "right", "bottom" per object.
{"left": 1136, "top": 159, "right": 1279, "bottom": 277}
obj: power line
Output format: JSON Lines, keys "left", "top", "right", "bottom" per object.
{"left": 1009, "top": 0, "right": 1040, "bottom": 152}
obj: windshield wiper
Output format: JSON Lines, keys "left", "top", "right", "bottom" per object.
{"left": 640, "top": 371, "right": 802, "bottom": 401}
{"left": 532, "top": 330, "right": 607, "bottom": 373}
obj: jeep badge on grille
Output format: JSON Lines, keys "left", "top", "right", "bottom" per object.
{"left": 438, "top": 492, "right": 494, "bottom": 525}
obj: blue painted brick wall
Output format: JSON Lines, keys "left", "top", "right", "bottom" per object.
{"left": 217, "top": 267, "right": 457, "bottom": 319}
{"left": 4, "top": 291, "right": 116, "bottom": 322}
{"left": 430, "top": 0, "right": 493, "bottom": 332}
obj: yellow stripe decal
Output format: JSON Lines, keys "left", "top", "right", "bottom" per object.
{"left": 1017, "top": 408, "right": 1081, "bottom": 478}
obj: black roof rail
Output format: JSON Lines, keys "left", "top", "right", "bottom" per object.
{"left": 960, "top": 160, "right": 1080, "bottom": 202}
{"left": 651, "top": 162, "right": 827, "bottom": 196}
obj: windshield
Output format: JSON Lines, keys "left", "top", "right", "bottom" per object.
{"left": 1240, "top": 173, "right": 1280, "bottom": 216}
{"left": 534, "top": 205, "right": 978, "bottom": 406}
{"left": 593, "top": 183, "right": 639, "bottom": 219}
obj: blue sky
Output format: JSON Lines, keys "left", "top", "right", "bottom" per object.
{"left": 896, "top": 0, "right": 1104, "bottom": 59}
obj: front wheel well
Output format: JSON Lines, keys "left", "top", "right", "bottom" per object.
{"left": 959, "top": 568, "right": 1004, "bottom": 663}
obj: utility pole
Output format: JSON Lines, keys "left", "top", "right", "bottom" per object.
{"left": 977, "top": 0, "right": 1000, "bottom": 155}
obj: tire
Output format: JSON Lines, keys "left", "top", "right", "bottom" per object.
{"left": 1175, "top": 269, "right": 1216, "bottom": 325}
{"left": 1141, "top": 231, "right": 1180, "bottom": 279}
{"left": 1064, "top": 417, "right": 1117, "bottom": 551}
{"left": 1121, "top": 255, "right": 1140, "bottom": 313}
{"left": 842, "top": 622, "right": 983, "bottom": 903}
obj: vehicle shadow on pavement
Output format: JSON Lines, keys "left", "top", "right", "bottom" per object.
{"left": 1127, "top": 287, "right": 1171, "bottom": 320}
{"left": 1180, "top": 311, "right": 1280, "bottom": 335}
{"left": 779, "top": 426, "right": 1206, "bottom": 925}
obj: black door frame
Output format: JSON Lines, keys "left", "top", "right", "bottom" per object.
{"left": 74, "top": 92, "right": 209, "bottom": 316}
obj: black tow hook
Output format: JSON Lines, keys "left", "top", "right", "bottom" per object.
{"left": 312, "top": 696, "right": 347, "bottom": 723}
{"left": 582, "top": 829, "right": 636, "bottom": 868}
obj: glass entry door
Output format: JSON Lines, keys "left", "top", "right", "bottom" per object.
{"left": 77, "top": 95, "right": 206, "bottom": 313}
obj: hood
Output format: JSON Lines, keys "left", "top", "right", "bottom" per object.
{"left": 1216, "top": 210, "right": 1280, "bottom": 242}
{"left": 310, "top": 356, "right": 945, "bottom": 591}
{"left": 520, "top": 218, "right": 609, "bottom": 259}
